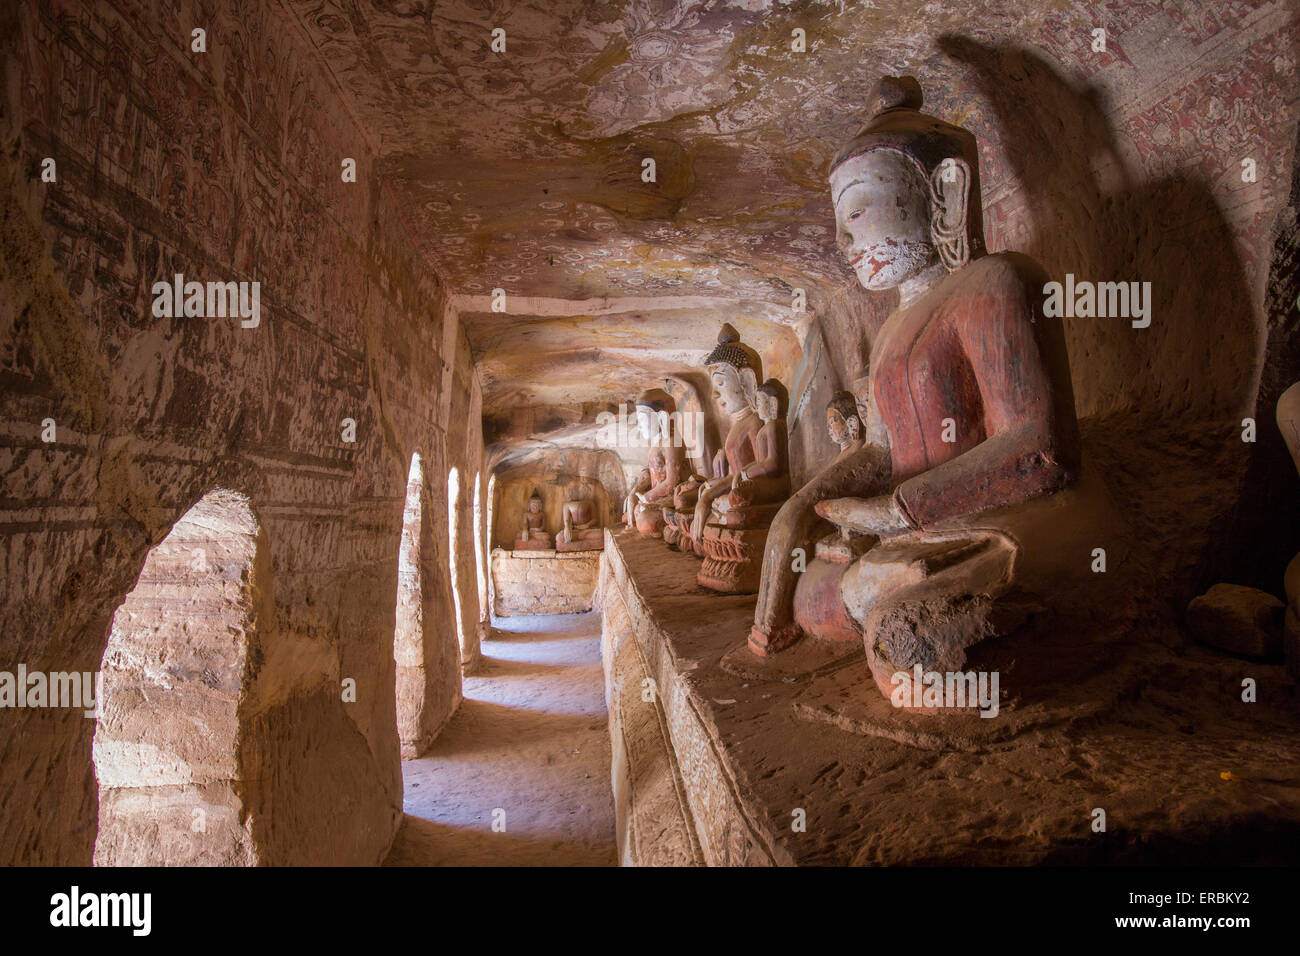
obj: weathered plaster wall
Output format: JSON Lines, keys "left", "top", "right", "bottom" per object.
{"left": 491, "top": 549, "right": 600, "bottom": 617}
{"left": 393, "top": 455, "right": 464, "bottom": 760}
{"left": 598, "top": 531, "right": 781, "bottom": 866}
{"left": 92, "top": 489, "right": 265, "bottom": 866}
{"left": 445, "top": 363, "right": 487, "bottom": 668}
{"left": 0, "top": 0, "right": 481, "bottom": 864}
{"left": 599, "top": 536, "right": 705, "bottom": 867}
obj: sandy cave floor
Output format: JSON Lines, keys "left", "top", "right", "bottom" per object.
{"left": 383, "top": 612, "right": 617, "bottom": 866}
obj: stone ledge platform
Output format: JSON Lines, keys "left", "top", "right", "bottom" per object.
{"left": 492, "top": 547, "right": 599, "bottom": 616}
{"left": 599, "top": 528, "right": 1300, "bottom": 865}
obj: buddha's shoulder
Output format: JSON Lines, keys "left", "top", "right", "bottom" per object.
{"left": 956, "top": 251, "right": 1050, "bottom": 294}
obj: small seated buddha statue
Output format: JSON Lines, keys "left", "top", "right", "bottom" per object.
{"left": 687, "top": 324, "right": 761, "bottom": 548}
{"left": 826, "top": 390, "right": 864, "bottom": 456}
{"left": 799, "top": 391, "right": 876, "bottom": 590}
{"left": 636, "top": 448, "right": 668, "bottom": 535}
{"left": 622, "top": 389, "right": 686, "bottom": 538}
{"left": 693, "top": 328, "right": 793, "bottom": 594}
{"left": 557, "top": 494, "right": 605, "bottom": 552}
{"left": 513, "top": 490, "right": 553, "bottom": 551}
{"left": 660, "top": 426, "right": 733, "bottom": 554}
{"left": 726, "top": 379, "right": 791, "bottom": 514}
{"left": 742, "top": 76, "right": 1108, "bottom": 711}
{"left": 665, "top": 448, "right": 726, "bottom": 554}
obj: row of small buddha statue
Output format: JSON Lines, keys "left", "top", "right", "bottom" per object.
{"left": 513, "top": 489, "right": 605, "bottom": 552}
{"left": 619, "top": 74, "right": 1103, "bottom": 712}
{"left": 622, "top": 349, "right": 873, "bottom": 597}
{"left": 621, "top": 327, "right": 794, "bottom": 594}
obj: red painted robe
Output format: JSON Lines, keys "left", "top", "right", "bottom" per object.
{"left": 870, "top": 253, "right": 1080, "bottom": 529}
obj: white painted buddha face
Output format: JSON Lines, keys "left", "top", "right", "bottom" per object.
{"left": 635, "top": 404, "right": 655, "bottom": 442}
{"left": 831, "top": 149, "right": 936, "bottom": 291}
{"left": 710, "top": 364, "right": 751, "bottom": 419}
{"left": 827, "top": 408, "right": 859, "bottom": 447}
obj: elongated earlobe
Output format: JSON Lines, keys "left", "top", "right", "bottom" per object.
{"left": 930, "top": 158, "right": 971, "bottom": 271}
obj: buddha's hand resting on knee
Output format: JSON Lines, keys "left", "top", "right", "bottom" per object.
{"left": 815, "top": 495, "right": 910, "bottom": 536}
{"left": 729, "top": 476, "right": 755, "bottom": 508}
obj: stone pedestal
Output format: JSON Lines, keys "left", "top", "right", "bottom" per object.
{"left": 784, "top": 532, "right": 876, "bottom": 651}
{"left": 513, "top": 534, "right": 553, "bottom": 551}
{"left": 491, "top": 547, "right": 599, "bottom": 615}
{"left": 661, "top": 509, "right": 682, "bottom": 549}
{"left": 662, "top": 508, "right": 694, "bottom": 552}
{"left": 1186, "top": 583, "right": 1284, "bottom": 660}
{"left": 556, "top": 531, "right": 604, "bottom": 553}
{"left": 697, "top": 503, "right": 782, "bottom": 594}
{"left": 697, "top": 525, "right": 766, "bottom": 594}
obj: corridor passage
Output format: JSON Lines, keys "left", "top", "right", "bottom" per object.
{"left": 384, "top": 612, "right": 617, "bottom": 866}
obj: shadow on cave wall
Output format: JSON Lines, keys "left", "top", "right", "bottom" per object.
{"left": 1248, "top": 117, "right": 1300, "bottom": 592}
{"left": 940, "top": 36, "right": 1297, "bottom": 608}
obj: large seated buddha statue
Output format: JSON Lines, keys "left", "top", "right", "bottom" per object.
{"left": 556, "top": 493, "right": 605, "bottom": 552}
{"left": 692, "top": 326, "right": 792, "bottom": 593}
{"left": 744, "top": 76, "right": 1116, "bottom": 707}
{"left": 621, "top": 389, "right": 685, "bottom": 538}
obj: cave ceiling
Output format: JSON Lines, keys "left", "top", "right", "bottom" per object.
{"left": 286, "top": 0, "right": 1067, "bottom": 440}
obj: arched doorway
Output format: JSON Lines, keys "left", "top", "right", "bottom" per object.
{"left": 92, "top": 489, "right": 266, "bottom": 865}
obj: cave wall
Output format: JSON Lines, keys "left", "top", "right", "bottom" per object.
{"left": 444, "top": 339, "right": 487, "bottom": 667}
{"left": 492, "top": 550, "right": 600, "bottom": 617}
{"left": 0, "top": 0, "right": 481, "bottom": 864}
